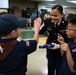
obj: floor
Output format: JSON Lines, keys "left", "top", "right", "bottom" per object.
{"left": 27, "top": 42, "right": 47, "bottom": 75}
{"left": 20, "top": 28, "right": 48, "bottom": 75}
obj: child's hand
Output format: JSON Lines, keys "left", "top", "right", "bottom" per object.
{"left": 34, "top": 18, "right": 42, "bottom": 32}
{"left": 60, "top": 41, "right": 70, "bottom": 52}
{"left": 33, "top": 18, "right": 42, "bottom": 42}
{"left": 57, "top": 34, "right": 64, "bottom": 43}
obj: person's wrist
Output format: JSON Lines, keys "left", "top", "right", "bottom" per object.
{"left": 34, "top": 31, "right": 39, "bottom": 34}
{"left": 35, "top": 29, "right": 39, "bottom": 33}
{"left": 66, "top": 49, "right": 70, "bottom": 53}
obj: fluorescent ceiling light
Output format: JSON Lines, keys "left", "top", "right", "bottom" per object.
{"left": 68, "top": 1, "right": 76, "bottom": 3}
{"left": 67, "top": 0, "right": 76, "bottom": 4}
{"left": 48, "top": 3, "right": 57, "bottom": 5}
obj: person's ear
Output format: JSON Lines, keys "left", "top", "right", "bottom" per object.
{"left": 11, "top": 30, "right": 15, "bottom": 35}
{"left": 62, "top": 13, "right": 64, "bottom": 17}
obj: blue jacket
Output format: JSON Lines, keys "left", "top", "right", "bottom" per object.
{"left": 0, "top": 38, "right": 37, "bottom": 75}
{"left": 59, "top": 40, "right": 76, "bottom": 75}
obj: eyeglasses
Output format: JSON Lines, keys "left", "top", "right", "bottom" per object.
{"left": 65, "top": 28, "right": 76, "bottom": 31}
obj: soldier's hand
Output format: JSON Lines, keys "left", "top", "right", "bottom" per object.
{"left": 49, "top": 43, "right": 60, "bottom": 50}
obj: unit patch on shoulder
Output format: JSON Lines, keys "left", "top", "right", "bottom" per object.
{"left": 26, "top": 41, "right": 30, "bottom": 46}
{"left": 62, "top": 21, "right": 64, "bottom": 23}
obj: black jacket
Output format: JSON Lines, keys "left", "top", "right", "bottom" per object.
{"left": 39, "top": 18, "right": 68, "bottom": 44}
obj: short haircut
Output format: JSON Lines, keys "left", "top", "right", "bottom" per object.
{"left": 68, "top": 17, "right": 76, "bottom": 25}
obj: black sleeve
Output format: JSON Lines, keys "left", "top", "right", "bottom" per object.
{"left": 25, "top": 40, "right": 37, "bottom": 54}
{"left": 39, "top": 19, "right": 51, "bottom": 34}
{"left": 19, "top": 40, "right": 37, "bottom": 55}
{"left": 39, "top": 25, "right": 47, "bottom": 34}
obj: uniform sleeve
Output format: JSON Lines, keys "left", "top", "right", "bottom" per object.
{"left": 73, "top": 50, "right": 76, "bottom": 70}
{"left": 60, "top": 20, "right": 69, "bottom": 43}
{"left": 24, "top": 40, "right": 37, "bottom": 54}
{"left": 39, "top": 23, "right": 47, "bottom": 34}
{"left": 39, "top": 19, "right": 52, "bottom": 34}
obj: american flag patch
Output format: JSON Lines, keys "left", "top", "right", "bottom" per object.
{"left": 26, "top": 41, "right": 30, "bottom": 46}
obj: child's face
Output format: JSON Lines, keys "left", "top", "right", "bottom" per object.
{"left": 66, "top": 23, "right": 76, "bottom": 40}
{"left": 51, "top": 9, "right": 63, "bottom": 24}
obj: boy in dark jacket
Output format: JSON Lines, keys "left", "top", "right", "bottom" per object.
{"left": 58, "top": 17, "right": 76, "bottom": 75}
{"left": 0, "top": 14, "right": 41, "bottom": 75}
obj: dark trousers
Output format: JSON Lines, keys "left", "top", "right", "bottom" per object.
{"left": 46, "top": 49, "right": 63, "bottom": 75}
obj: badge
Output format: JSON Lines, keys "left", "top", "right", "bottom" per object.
{"left": 62, "top": 21, "right": 64, "bottom": 23}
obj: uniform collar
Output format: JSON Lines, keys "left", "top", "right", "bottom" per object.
{"left": 56, "top": 19, "right": 62, "bottom": 25}
{"left": 57, "top": 20, "right": 61, "bottom": 25}
{"left": 52, "top": 19, "right": 62, "bottom": 26}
